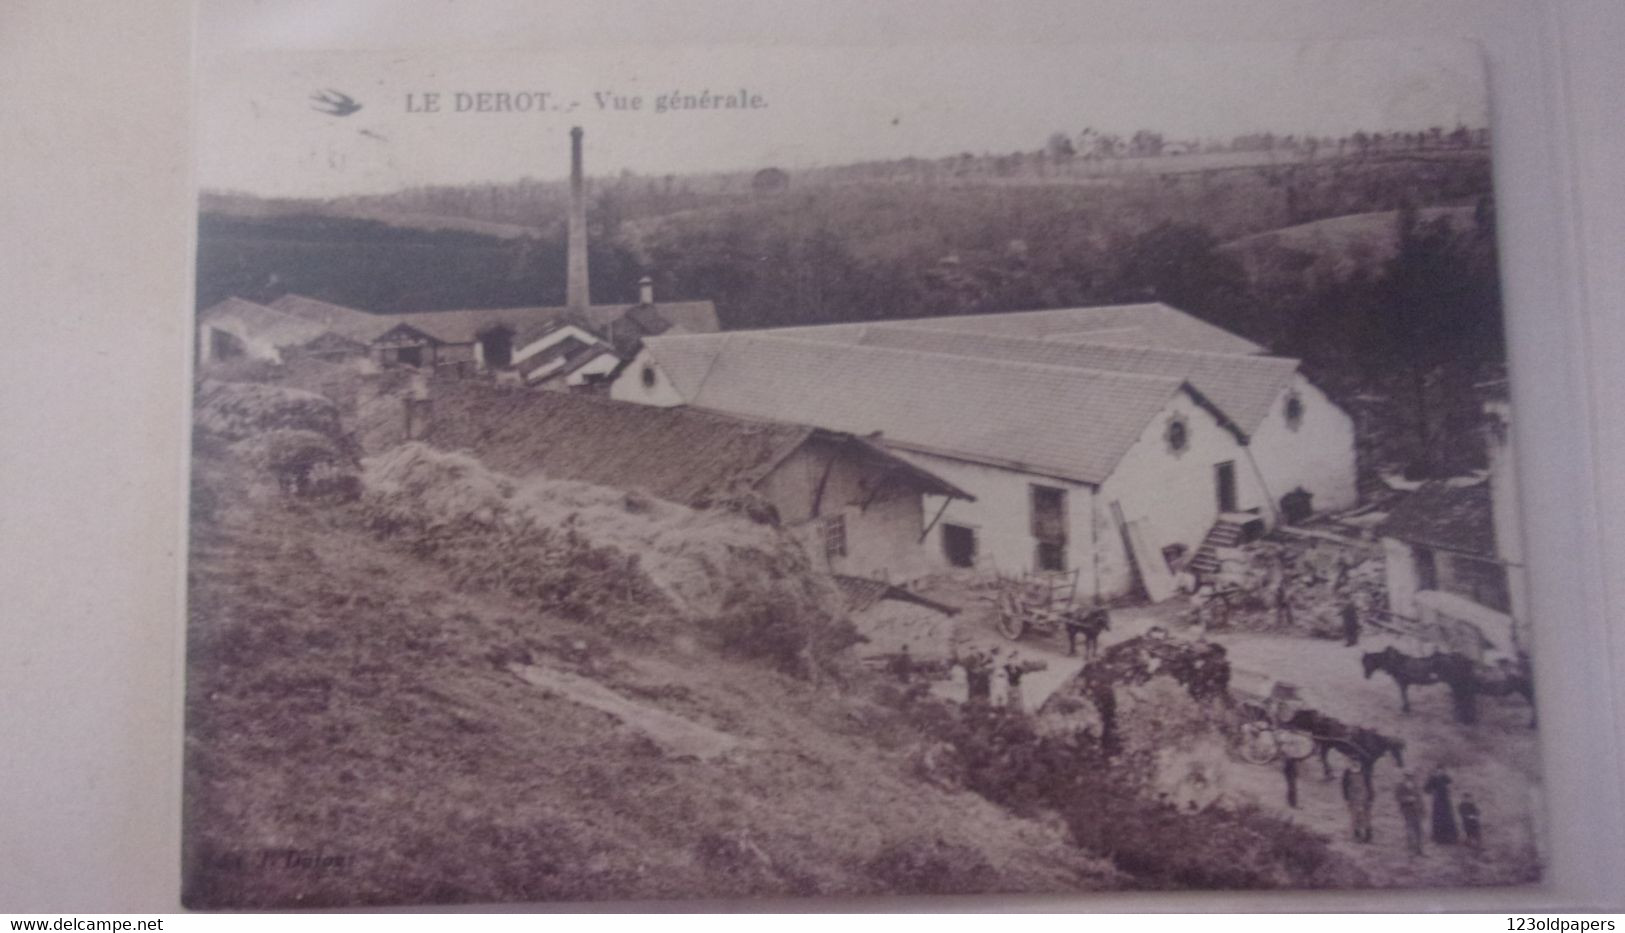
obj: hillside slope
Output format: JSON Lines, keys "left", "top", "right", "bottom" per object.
{"left": 1219, "top": 206, "right": 1476, "bottom": 283}
{"left": 183, "top": 443, "right": 1117, "bottom": 908}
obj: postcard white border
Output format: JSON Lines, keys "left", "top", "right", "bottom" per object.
{"left": 2, "top": 0, "right": 1622, "bottom": 913}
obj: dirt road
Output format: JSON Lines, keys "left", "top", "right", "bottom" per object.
{"left": 920, "top": 578, "right": 1543, "bottom": 888}
{"left": 1205, "top": 625, "right": 1543, "bottom": 887}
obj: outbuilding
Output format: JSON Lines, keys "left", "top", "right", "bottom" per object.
{"left": 420, "top": 383, "right": 973, "bottom": 583}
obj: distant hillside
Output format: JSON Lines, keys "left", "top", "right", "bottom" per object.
{"left": 201, "top": 191, "right": 544, "bottom": 241}
{"left": 1219, "top": 205, "right": 1478, "bottom": 285}
{"left": 193, "top": 210, "right": 643, "bottom": 313}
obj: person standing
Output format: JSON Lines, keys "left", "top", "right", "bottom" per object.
{"left": 1424, "top": 765, "right": 1459, "bottom": 845}
{"left": 887, "top": 644, "right": 914, "bottom": 683}
{"left": 1002, "top": 656, "right": 1029, "bottom": 714}
{"left": 962, "top": 650, "right": 993, "bottom": 706}
{"left": 1273, "top": 575, "right": 1294, "bottom": 628}
{"left": 1342, "top": 765, "right": 1374, "bottom": 842}
{"left": 1282, "top": 755, "right": 1301, "bottom": 809}
{"left": 1459, "top": 793, "right": 1483, "bottom": 850}
{"left": 1341, "top": 600, "right": 1362, "bottom": 647}
{"left": 1396, "top": 772, "right": 1426, "bottom": 855}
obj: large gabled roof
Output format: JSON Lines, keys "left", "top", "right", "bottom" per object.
{"left": 892, "top": 303, "right": 1266, "bottom": 354}
{"left": 642, "top": 333, "right": 1229, "bottom": 485}
{"left": 422, "top": 382, "right": 968, "bottom": 505}
{"left": 847, "top": 326, "right": 1299, "bottom": 436}
{"left": 265, "top": 294, "right": 396, "bottom": 344}
{"left": 757, "top": 303, "right": 1264, "bottom": 356}
{"left": 1379, "top": 480, "right": 1497, "bottom": 559}
{"left": 199, "top": 297, "right": 332, "bottom": 348}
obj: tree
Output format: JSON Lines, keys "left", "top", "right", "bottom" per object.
{"left": 1106, "top": 222, "right": 1251, "bottom": 336}
{"left": 1362, "top": 205, "right": 1505, "bottom": 477}
{"left": 1046, "top": 132, "right": 1076, "bottom": 161}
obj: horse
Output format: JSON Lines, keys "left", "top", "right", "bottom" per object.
{"left": 1283, "top": 709, "right": 1354, "bottom": 780}
{"left": 1362, "top": 646, "right": 1478, "bottom": 720}
{"left": 1282, "top": 710, "right": 1406, "bottom": 792}
{"left": 1064, "top": 607, "right": 1111, "bottom": 659}
{"left": 1344, "top": 726, "right": 1406, "bottom": 794}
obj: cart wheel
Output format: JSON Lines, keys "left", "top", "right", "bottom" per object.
{"left": 998, "top": 611, "right": 1027, "bottom": 641}
{"left": 1237, "top": 719, "right": 1279, "bottom": 765}
{"left": 1276, "top": 729, "right": 1318, "bottom": 761}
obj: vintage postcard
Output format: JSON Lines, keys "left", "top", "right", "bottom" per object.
{"left": 183, "top": 37, "right": 1541, "bottom": 907}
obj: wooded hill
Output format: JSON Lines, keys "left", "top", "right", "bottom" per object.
{"left": 197, "top": 146, "right": 1503, "bottom": 477}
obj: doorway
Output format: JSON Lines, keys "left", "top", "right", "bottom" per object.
{"left": 1215, "top": 461, "right": 1237, "bottom": 513}
{"left": 478, "top": 327, "right": 514, "bottom": 369}
{"left": 942, "top": 524, "right": 977, "bottom": 568}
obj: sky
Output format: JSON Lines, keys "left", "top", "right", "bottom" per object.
{"left": 197, "top": 36, "right": 1489, "bottom": 198}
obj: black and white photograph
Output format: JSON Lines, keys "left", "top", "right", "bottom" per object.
{"left": 182, "top": 36, "right": 1545, "bottom": 908}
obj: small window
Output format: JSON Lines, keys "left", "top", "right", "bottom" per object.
{"left": 641, "top": 364, "right": 657, "bottom": 388}
{"left": 1284, "top": 391, "right": 1305, "bottom": 430}
{"left": 1165, "top": 415, "right": 1189, "bottom": 453}
{"left": 1029, "top": 485, "right": 1068, "bottom": 552}
{"left": 1415, "top": 546, "right": 1439, "bottom": 592}
{"left": 822, "top": 514, "right": 847, "bottom": 560}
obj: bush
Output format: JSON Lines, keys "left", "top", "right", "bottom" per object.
{"left": 713, "top": 584, "right": 861, "bottom": 676}
{"left": 1062, "top": 797, "right": 1358, "bottom": 890}
{"left": 882, "top": 643, "right": 1365, "bottom": 890}
{"left": 865, "top": 838, "right": 994, "bottom": 895}
{"left": 231, "top": 428, "right": 358, "bottom": 497}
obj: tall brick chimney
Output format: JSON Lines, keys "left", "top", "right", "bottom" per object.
{"left": 566, "top": 126, "right": 590, "bottom": 315}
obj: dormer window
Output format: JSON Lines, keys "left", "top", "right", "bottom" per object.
{"left": 1165, "top": 414, "right": 1190, "bottom": 455}
{"left": 1284, "top": 391, "right": 1305, "bottom": 431}
{"left": 641, "top": 364, "right": 657, "bottom": 388}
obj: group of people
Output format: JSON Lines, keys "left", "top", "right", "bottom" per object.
{"left": 954, "top": 648, "right": 1045, "bottom": 712}
{"left": 1394, "top": 766, "right": 1484, "bottom": 855}
{"left": 1177, "top": 544, "right": 1365, "bottom": 641}
{"left": 1277, "top": 549, "right": 1366, "bottom": 645}
{"left": 1332, "top": 762, "right": 1482, "bottom": 853}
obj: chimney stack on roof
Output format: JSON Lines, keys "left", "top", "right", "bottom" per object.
{"left": 566, "top": 126, "right": 590, "bottom": 314}
{"left": 638, "top": 275, "right": 654, "bottom": 306}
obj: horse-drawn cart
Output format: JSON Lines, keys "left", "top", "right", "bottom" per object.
{"left": 1229, "top": 671, "right": 1320, "bottom": 765}
{"left": 991, "top": 569, "right": 1111, "bottom": 655}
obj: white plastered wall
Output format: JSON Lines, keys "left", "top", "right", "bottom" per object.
{"left": 608, "top": 347, "right": 687, "bottom": 407}
{"left": 901, "top": 452, "right": 1099, "bottom": 594}
{"left": 1246, "top": 374, "right": 1359, "bottom": 522}
{"left": 196, "top": 318, "right": 283, "bottom": 365}
{"left": 1096, "top": 390, "right": 1255, "bottom": 597}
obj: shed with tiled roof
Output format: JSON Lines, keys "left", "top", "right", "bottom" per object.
{"left": 420, "top": 382, "right": 971, "bottom": 581}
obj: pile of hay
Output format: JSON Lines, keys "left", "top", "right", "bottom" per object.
{"left": 192, "top": 380, "right": 359, "bottom": 500}
{"left": 358, "top": 443, "right": 848, "bottom": 650}
{"left": 194, "top": 380, "right": 344, "bottom": 443}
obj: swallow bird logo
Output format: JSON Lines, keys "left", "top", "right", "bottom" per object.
{"left": 310, "top": 89, "right": 363, "bottom": 117}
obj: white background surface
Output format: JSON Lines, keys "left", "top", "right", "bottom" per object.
{"left": 2, "top": 0, "right": 1622, "bottom": 912}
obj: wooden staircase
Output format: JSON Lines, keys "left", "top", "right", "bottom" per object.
{"left": 1189, "top": 514, "right": 1252, "bottom": 575}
